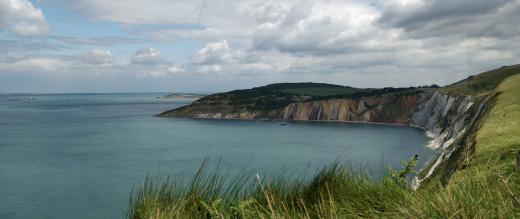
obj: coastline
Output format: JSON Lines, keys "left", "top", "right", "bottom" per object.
{"left": 158, "top": 114, "right": 423, "bottom": 128}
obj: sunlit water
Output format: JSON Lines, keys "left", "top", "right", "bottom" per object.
{"left": 0, "top": 94, "right": 432, "bottom": 218}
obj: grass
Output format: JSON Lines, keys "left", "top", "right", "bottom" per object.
{"left": 441, "top": 64, "right": 520, "bottom": 96}
{"left": 280, "top": 87, "right": 362, "bottom": 97}
{"left": 128, "top": 159, "right": 519, "bottom": 218}
{"left": 450, "top": 73, "right": 520, "bottom": 185}
{"left": 127, "top": 161, "right": 408, "bottom": 219}
{"left": 254, "top": 82, "right": 365, "bottom": 97}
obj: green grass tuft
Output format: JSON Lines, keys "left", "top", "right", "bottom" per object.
{"left": 128, "top": 159, "right": 519, "bottom": 218}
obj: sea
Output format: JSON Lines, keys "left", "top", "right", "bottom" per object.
{"left": 0, "top": 93, "right": 432, "bottom": 218}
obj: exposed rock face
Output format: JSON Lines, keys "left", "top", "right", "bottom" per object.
{"left": 281, "top": 95, "right": 420, "bottom": 124}
{"left": 411, "top": 92, "right": 476, "bottom": 150}
{"left": 409, "top": 92, "right": 493, "bottom": 188}
{"left": 161, "top": 94, "right": 422, "bottom": 124}
{"left": 159, "top": 91, "right": 493, "bottom": 188}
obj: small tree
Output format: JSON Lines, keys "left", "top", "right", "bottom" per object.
{"left": 384, "top": 155, "right": 419, "bottom": 189}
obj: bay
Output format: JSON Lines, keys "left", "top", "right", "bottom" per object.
{"left": 0, "top": 94, "right": 431, "bottom": 219}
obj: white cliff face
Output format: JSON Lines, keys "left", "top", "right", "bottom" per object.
{"left": 411, "top": 92, "right": 476, "bottom": 150}
{"left": 411, "top": 92, "right": 492, "bottom": 189}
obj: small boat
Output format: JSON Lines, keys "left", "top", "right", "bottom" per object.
{"left": 281, "top": 122, "right": 287, "bottom": 125}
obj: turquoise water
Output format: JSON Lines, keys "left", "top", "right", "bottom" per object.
{"left": 0, "top": 94, "right": 432, "bottom": 219}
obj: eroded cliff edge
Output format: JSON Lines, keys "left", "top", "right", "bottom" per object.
{"left": 158, "top": 65, "right": 520, "bottom": 187}
{"left": 159, "top": 91, "right": 426, "bottom": 124}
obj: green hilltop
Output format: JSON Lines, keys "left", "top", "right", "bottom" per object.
{"left": 166, "top": 64, "right": 520, "bottom": 115}
{"left": 178, "top": 82, "right": 436, "bottom": 113}
{"left": 441, "top": 64, "right": 520, "bottom": 96}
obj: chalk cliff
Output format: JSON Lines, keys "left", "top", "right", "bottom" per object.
{"left": 410, "top": 92, "right": 493, "bottom": 188}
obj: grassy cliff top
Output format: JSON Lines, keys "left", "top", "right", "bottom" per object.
{"left": 441, "top": 64, "right": 520, "bottom": 96}
{"left": 450, "top": 73, "right": 520, "bottom": 184}
{"left": 251, "top": 82, "right": 365, "bottom": 97}
{"left": 190, "top": 82, "right": 435, "bottom": 112}
{"left": 226, "top": 82, "right": 435, "bottom": 98}
{"left": 174, "top": 65, "right": 520, "bottom": 113}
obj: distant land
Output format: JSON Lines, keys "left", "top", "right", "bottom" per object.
{"left": 164, "top": 93, "right": 205, "bottom": 99}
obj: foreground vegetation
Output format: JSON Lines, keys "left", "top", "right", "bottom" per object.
{"left": 128, "top": 159, "right": 519, "bottom": 218}
{"left": 133, "top": 68, "right": 520, "bottom": 218}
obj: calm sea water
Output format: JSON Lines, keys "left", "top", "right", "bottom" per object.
{"left": 0, "top": 94, "right": 432, "bottom": 219}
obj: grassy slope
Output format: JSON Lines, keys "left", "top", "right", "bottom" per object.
{"left": 254, "top": 82, "right": 365, "bottom": 97}
{"left": 279, "top": 87, "right": 362, "bottom": 97}
{"left": 451, "top": 73, "right": 520, "bottom": 184}
{"left": 132, "top": 67, "right": 520, "bottom": 218}
{"left": 441, "top": 64, "right": 520, "bottom": 96}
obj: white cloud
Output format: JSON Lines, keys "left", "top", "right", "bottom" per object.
{"left": 131, "top": 48, "right": 167, "bottom": 65}
{"left": 66, "top": 0, "right": 201, "bottom": 25}
{"left": 197, "top": 65, "right": 222, "bottom": 74}
{"left": 141, "top": 70, "right": 168, "bottom": 77}
{"left": 193, "top": 40, "right": 233, "bottom": 64}
{"left": 0, "top": 0, "right": 50, "bottom": 36}
{"left": 145, "top": 28, "right": 223, "bottom": 42}
{"left": 79, "top": 49, "right": 114, "bottom": 66}
{"left": 0, "top": 56, "right": 68, "bottom": 73}
{"left": 50, "top": 35, "right": 144, "bottom": 46}
{"left": 167, "top": 65, "right": 186, "bottom": 74}
{"left": 249, "top": 2, "right": 287, "bottom": 24}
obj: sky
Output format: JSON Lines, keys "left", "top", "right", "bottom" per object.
{"left": 0, "top": 0, "right": 519, "bottom": 93}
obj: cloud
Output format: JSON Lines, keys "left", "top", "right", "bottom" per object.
{"left": 196, "top": 65, "right": 222, "bottom": 74}
{"left": 64, "top": 0, "right": 201, "bottom": 25}
{"left": 19, "top": 58, "right": 63, "bottom": 71}
{"left": 50, "top": 35, "right": 144, "bottom": 46}
{"left": 249, "top": 2, "right": 287, "bottom": 24}
{"left": 0, "top": 55, "right": 74, "bottom": 74}
{"left": 0, "top": 49, "right": 115, "bottom": 74}
{"left": 131, "top": 48, "right": 167, "bottom": 65}
{"left": 378, "top": 0, "right": 520, "bottom": 39}
{"left": 0, "top": 0, "right": 50, "bottom": 36}
{"left": 193, "top": 40, "right": 234, "bottom": 64}
{"left": 167, "top": 65, "right": 186, "bottom": 74}
{"left": 145, "top": 27, "right": 223, "bottom": 42}
{"left": 79, "top": 49, "right": 114, "bottom": 66}
{"left": 0, "top": 39, "right": 67, "bottom": 53}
